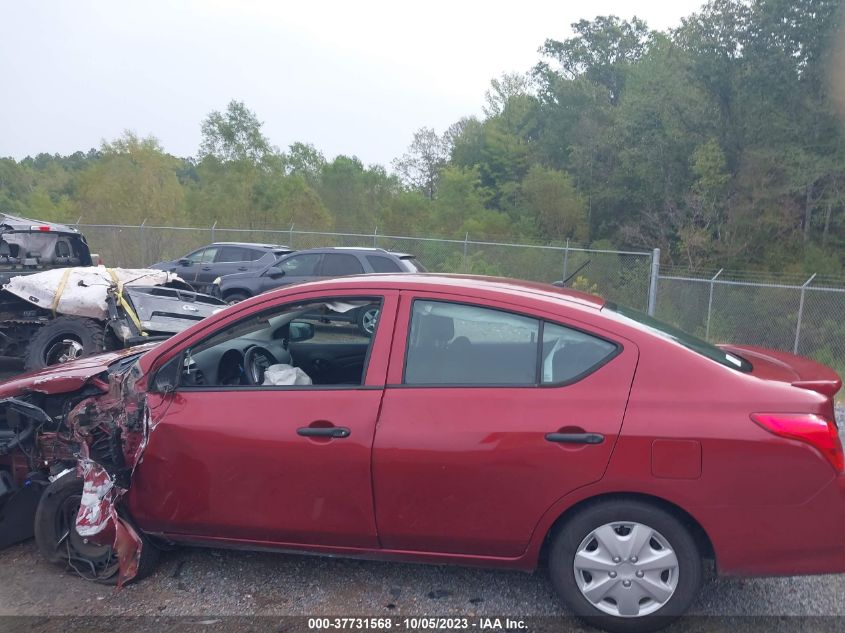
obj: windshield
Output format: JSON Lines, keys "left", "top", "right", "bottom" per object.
{"left": 605, "top": 303, "right": 752, "bottom": 372}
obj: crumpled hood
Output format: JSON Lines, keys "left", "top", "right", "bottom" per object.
{"left": 0, "top": 344, "right": 158, "bottom": 399}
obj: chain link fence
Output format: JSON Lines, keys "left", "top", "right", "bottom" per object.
{"left": 77, "top": 223, "right": 656, "bottom": 311}
{"left": 76, "top": 222, "right": 845, "bottom": 384}
{"left": 655, "top": 269, "right": 845, "bottom": 385}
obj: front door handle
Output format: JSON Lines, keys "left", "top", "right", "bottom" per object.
{"left": 238, "top": 266, "right": 248, "bottom": 271}
{"left": 545, "top": 432, "right": 604, "bottom": 445}
{"left": 297, "top": 426, "right": 351, "bottom": 439}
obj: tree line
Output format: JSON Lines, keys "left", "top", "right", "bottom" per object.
{"left": 1, "top": 0, "right": 843, "bottom": 275}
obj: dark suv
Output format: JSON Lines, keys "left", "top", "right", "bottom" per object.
{"left": 150, "top": 242, "right": 293, "bottom": 294}
{"left": 213, "top": 247, "right": 426, "bottom": 333}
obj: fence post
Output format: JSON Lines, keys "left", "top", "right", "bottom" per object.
{"left": 373, "top": 226, "right": 378, "bottom": 248}
{"left": 647, "top": 248, "right": 660, "bottom": 316}
{"left": 562, "top": 238, "right": 570, "bottom": 282}
{"left": 462, "top": 233, "right": 470, "bottom": 273}
{"left": 210, "top": 220, "right": 217, "bottom": 244}
{"left": 705, "top": 268, "right": 724, "bottom": 342}
{"left": 793, "top": 273, "right": 816, "bottom": 354}
{"left": 139, "top": 218, "right": 147, "bottom": 267}
{"left": 289, "top": 223, "right": 295, "bottom": 249}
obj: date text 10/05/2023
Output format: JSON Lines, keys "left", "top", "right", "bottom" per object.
{"left": 307, "top": 618, "right": 528, "bottom": 630}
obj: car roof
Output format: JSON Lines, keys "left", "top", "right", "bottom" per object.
{"left": 0, "top": 213, "right": 81, "bottom": 234}
{"left": 210, "top": 242, "right": 291, "bottom": 250}
{"left": 274, "top": 273, "right": 605, "bottom": 309}
{"left": 287, "top": 247, "right": 415, "bottom": 258}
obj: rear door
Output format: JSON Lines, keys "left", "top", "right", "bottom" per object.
{"left": 372, "top": 292, "right": 638, "bottom": 557}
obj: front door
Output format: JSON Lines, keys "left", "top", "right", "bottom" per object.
{"left": 372, "top": 293, "right": 638, "bottom": 557}
{"left": 128, "top": 291, "right": 398, "bottom": 549}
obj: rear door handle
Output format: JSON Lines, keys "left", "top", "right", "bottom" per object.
{"left": 545, "top": 432, "right": 604, "bottom": 445}
{"left": 297, "top": 426, "right": 351, "bottom": 438}
{"left": 237, "top": 266, "right": 248, "bottom": 271}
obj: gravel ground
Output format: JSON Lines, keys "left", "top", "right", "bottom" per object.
{"left": 0, "top": 359, "right": 842, "bottom": 631}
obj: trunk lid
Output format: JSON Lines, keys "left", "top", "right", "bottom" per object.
{"left": 720, "top": 344, "right": 842, "bottom": 398}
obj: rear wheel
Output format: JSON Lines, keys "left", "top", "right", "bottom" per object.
{"left": 24, "top": 317, "right": 105, "bottom": 371}
{"left": 34, "top": 473, "right": 159, "bottom": 584}
{"left": 548, "top": 499, "right": 702, "bottom": 633}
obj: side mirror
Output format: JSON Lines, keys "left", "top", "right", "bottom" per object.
{"left": 151, "top": 354, "right": 182, "bottom": 393}
{"left": 267, "top": 269, "right": 285, "bottom": 279}
{"left": 178, "top": 258, "right": 192, "bottom": 266}
{"left": 289, "top": 321, "right": 315, "bottom": 343}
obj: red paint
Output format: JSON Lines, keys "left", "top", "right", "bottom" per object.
{"left": 6, "top": 274, "right": 845, "bottom": 582}
{"left": 651, "top": 440, "right": 702, "bottom": 479}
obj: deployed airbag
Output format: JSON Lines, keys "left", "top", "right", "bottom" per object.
{"left": 262, "top": 364, "right": 313, "bottom": 386}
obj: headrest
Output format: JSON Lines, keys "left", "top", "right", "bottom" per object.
{"left": 416, "top": 313, "right": 454, "bottom": 344}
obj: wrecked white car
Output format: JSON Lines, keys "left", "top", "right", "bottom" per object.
{"left": 0, "top": 266, "right": 226, "bottom": 370}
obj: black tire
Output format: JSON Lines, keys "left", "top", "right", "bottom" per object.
{"left": 356, "top": 305, "right": 380, "bottom": 336}
{"left": 224, "top": 291, "right": 250, "bottom": 305}
{"left": 24, "top": 317, "right": 105, "bottom": 371}
{"left": 548, "top": 499, "right": 702, "bottom": 633}
{"left": 34, "top": 473, "right": 159, "bottom": 584}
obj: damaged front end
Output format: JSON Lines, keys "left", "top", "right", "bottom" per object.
{"left": 0, "top": 347, "right": 159, "bottom": 585}
{"left": 66, "top": 367, "right": 154, "bottom": 585}
{"left": 0, "top": 383, "right": 106, "bottom": 549}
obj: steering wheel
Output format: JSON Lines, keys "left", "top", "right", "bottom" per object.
{"left": 243, "top": 345, "right": 278, "bottom": 385}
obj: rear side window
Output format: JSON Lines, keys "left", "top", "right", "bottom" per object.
{"left": 541, "top": 322, "right": 617, "bottom": 384}
{"left": 322, "top": 253, "right": 365, "bottom": 276}
{"left": 367, "top": 255, "right": 402, "bottom": 272}
{"left": 404, "top": 300, "right": 540, "bottom": 385}
{"left": 216, "top": 246, "right": 253, "bottom": 262}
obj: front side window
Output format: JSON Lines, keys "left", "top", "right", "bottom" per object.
{"left": 276, "top": 253, "right": 322, "bottom": 276}
{"left": 178, "top": 297, "right": 382, "bottom": 389}
{"left": 186, "top": 247, "right": 218, "bottom": 264}
{"left": 404, "top": 300, "right": 540, "bottom": 385}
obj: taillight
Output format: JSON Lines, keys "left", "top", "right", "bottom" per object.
{"left": 751, "top": 413, "right": 844, "bottom": 473}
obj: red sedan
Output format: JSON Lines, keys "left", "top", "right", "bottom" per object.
{"left": 0, "top": 274, "right": 842, "bottom": 632}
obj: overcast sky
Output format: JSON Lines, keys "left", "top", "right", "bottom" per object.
{"left": 0, "top": 0, "right": 705, "bottom": 167}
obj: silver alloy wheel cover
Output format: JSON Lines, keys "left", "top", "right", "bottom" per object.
{"left": 362, "top": 308, "right": 379, "bottom": 334}
{"left": 48, "top": 338, "right": 84, "bottom": 364}
{"left": 573, "top": 521, "right": 679, "bottom": 618}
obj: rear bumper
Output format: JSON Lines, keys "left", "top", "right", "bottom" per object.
{"left": 704, "top": 473, "right": 845, "bottom": 577}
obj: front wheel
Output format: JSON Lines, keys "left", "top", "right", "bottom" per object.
{"left": 34, "top": 473, "right": 159, "bottom": 584}
{"left": 548, "top": 499, "right": 702, "bottom": 633}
